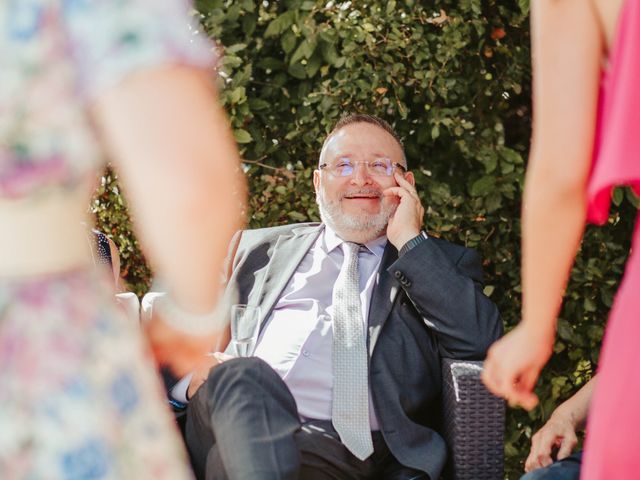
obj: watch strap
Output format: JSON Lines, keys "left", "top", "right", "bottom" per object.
{"left": 398, "top": 231, "right": 428, "bottom": 257}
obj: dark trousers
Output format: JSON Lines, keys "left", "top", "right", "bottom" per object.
{"left": 184, "top": 357, "right": 428, "bottom": 480}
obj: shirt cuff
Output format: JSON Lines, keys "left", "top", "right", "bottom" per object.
{"left": 170, "top": 372, "right": 194, "bottom": 404}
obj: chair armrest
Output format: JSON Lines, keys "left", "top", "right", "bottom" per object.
{"left": 440, "top": 358, "right": 504, "bottom": 480}
{"left": 114, "top": 292, "right": 140, "bottom": 324}
{"left": 140, "top": 291, "right": 166, "bottom": 324}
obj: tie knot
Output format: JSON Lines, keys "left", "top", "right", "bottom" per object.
{"left": 342, "top": 242, "right": 361, "bottom": 258}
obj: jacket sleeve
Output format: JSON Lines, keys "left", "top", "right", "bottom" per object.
{"left": 387, "top": 238, "right": 503, "bottom": 359}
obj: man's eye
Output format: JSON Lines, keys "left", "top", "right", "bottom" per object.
{"left": 371, "top": 160, "right": 387, "bottom": 169}
{"left": 336, "top": 160, "right": 352, "bottom": 168}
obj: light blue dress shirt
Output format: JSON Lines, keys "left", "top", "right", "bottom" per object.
{"left": 253, "top": 225, "right": 386, "bottom": 429}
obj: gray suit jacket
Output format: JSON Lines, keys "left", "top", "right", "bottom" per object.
{"left": 226, "top": 223, "right": 502, "bottom": 479}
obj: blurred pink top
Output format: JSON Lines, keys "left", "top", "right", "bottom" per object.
{"left": 587, "top": 0, "right": 640, "bottom": 224}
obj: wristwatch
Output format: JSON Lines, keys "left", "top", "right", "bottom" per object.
{"left": 398, "top": 231, "right": 428, "bottom": 257}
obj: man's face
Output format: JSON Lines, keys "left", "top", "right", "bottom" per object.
{"left": 313, "top": 122, "right": 414, "bottom": 243}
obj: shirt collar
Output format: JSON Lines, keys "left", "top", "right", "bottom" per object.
{"left": 322, "top": 224, "right": 387, "bottom": 259}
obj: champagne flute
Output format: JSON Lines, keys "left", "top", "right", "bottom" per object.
{"left": 230, "top": 304, "right": 261, "bottom": 357}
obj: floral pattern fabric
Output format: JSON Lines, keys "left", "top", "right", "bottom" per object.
{"left": 0, "top": 270, "right": 195, "bottom": 479}
{"left": 0, "top": 0, "right": 215, "bottom": 198}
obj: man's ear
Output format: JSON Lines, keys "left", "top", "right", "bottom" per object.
{"left": 313, "top": 169, "right": 321, "bottom": 193}
{"left": 404, "top": 171, "right": 415, "bottom": 187}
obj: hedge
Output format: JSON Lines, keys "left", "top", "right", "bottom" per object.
{"left": 93, "top": 0, "right": 638, "bottom": 477}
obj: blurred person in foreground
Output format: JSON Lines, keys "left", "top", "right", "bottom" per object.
{"left": 0, "top": 0, "right": 244, "bottom": 478}
{"left": 482, "top": 0, "right": 640, "bottom": 477}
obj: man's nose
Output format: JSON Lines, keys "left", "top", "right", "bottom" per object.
{"left": 349, "top": 163, "right": 373, "bottom": 185}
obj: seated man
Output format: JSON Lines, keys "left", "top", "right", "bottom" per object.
{"left": 521, "top": 376, "right": 596, "bottom": 480}
{"left": 180, "top": 114, "right": 503, "bottom": 480}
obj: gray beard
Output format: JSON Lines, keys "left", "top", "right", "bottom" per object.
{"left": 316, "top": 187, "right": 396, "bottom": 243}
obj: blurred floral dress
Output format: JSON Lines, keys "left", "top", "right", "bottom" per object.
{"left": 0, "top": 0, "right": 215, "bottom": 477}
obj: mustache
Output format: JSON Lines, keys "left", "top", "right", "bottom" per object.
{"left": 340, "top": 188, "right": 383, "bottom": 199}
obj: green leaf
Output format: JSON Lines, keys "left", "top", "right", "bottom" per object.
{"left": 290, "top": 38, "right": 317, "bottom": 64}
{"left": 612, "top": 187, "right": 624, "bottom": 207}
{"left": 583, "top": 297, "right": 597, "bottom": 312}
{"left": 483, "top": 154, "right": 498, "bottom": 174}
{"left": 305, "top": 53, "right": 323, "bottom": 77}
{"left": 233, "top": 129, "right": 253, "bottom": 144}
{"left": 240, "top": 0, "right": 255, "bottom": 11}
{"left": 264, "top": 11, "right": 296, "bottom": 38}
{"left": 287, "top": 62, "right": 307, "bottom": 79}
{"left": 225, "top": 43, "right": 247, "bottom": 55}
{"left": 431, "top": 125, "right": 440, "bottom": 140}
{"left": 320, "top": 42, "right": 339, "bottom": 65}
{"left": 248, "top": 98, "right": 270, "bottom": 111}
{"left": 500, "top": 147, "right": 524, "bottom": 164}
{"left": 626, "top": 187, "right": 640, "bottom": 208}
{"left": 256, "top": 57, "right": 284, "bottom": 70}
{"left": 242, "top": 15, "right": 257, "bottom": 36}
{"left": 386, "top": 0, "right": 397, "bottom": 14}
{"left": 318, "top": 28, "right": 338, "bottom": 44}
{"left": 288, "top": 211, "right": 308, "bottom": 221}
{"left": 281, "top": 32, "right": 297, "bottom": 54}
{"left": 518, "top": 0, "right": 530, "bottom": 15}
{"left": 484, "top": 192, "right": 502, "bottom": 212}
{"left": 229, "top": 86, "right": 246, "bottom": 104}
{"left": 470, "top": 176, "right": 496, "bottom": 196}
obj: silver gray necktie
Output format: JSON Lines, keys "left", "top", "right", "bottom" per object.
{"left": 331, "top": 242, "right": 374, "bottom": 460}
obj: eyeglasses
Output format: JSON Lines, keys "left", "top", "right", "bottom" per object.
{"left": 319, "top": 158, "right": 407, "bottom": 177}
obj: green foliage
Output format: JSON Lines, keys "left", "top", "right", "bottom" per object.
{"left": 91, "top": 168, "right": 151, "bottom": 296}
{"left": 93, "top": 0, "right": 636, "bottom": 477}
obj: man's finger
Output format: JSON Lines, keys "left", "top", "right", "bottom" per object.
{"left": 393, "top": 173, "right": 420, "bottom": 199}
{"left": 383, "top": 187, "right": 411, "bottom": 199}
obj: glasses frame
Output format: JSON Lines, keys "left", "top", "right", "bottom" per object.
{"left": 318, "top": 159, "right": 407, "bottom": 178}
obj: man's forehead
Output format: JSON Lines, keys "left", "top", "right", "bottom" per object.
{"left": 321, "top": 123, "right": 403, "bottom": 161}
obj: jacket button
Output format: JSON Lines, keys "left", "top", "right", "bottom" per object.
{"left": 394, "top": 270, "right": 402, "bottom": 279}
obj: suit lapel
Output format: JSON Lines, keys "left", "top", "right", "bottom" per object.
{"left": 251, "top": 224, "right": 323, "bottom": 332}
{"left": 368, "top": 243, "right": 400, "bottom": 356}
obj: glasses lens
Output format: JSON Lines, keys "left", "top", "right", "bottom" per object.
{"left": 326, "top": 159, "right": 396, "bottom": 177}
{"left": 369, "top": 159, "right": 392, "bottom": 176}
{"left": 332, "top": 159, "right": 353, "bottom": 177}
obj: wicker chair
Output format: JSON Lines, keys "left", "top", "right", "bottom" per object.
{"left": 440, "top": 358, "right": 505, "bottom": 480}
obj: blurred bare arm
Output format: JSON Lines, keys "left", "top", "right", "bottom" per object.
{"left": 92, "top": 66, "right": 246, "bottom": 373}
{"left": 483, "top": 0, "right": 604, "bottom": 407}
